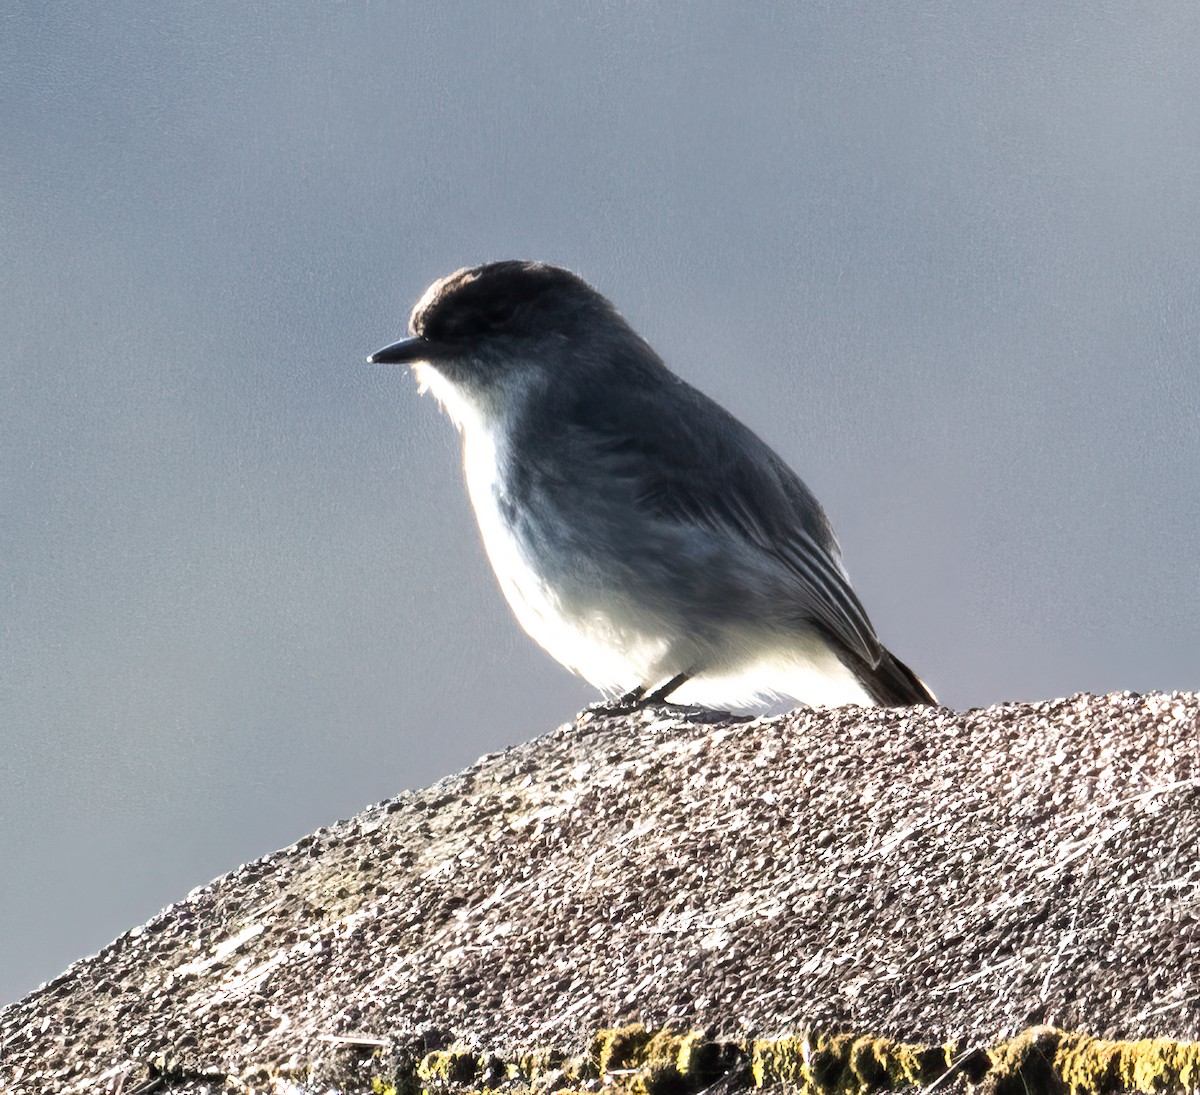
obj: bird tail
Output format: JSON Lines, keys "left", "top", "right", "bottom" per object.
{"left": 837, "top": 643, "right": 938, "bottom": 707}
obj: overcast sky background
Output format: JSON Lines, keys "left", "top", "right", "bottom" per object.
{"left": 2, "top": 2, "right": 1198, "bottom": 1006}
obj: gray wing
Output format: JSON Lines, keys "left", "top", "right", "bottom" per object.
{"left": 560, "top": 375, "right": 884, "bottom": 668}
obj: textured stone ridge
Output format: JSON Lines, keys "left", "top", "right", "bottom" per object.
{"left": 1, "top": 692, "right": 1198, "bottom": 1094}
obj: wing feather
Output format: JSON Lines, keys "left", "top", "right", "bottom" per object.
{"left": 562, "top": 377, "right": 883, "bottom": 668}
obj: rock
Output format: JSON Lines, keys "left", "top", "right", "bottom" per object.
{"left": 1, "top": 692, "right": 1198, "bottom": 1094}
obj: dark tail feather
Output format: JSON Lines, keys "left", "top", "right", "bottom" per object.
{"left": 838, "top": 643, "right": 938, "bottom": 707}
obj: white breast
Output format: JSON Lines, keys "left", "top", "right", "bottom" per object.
{"left": 466, "top": 424, "right": 672, "bottom": 695}
{"left": 417, "top": 362, "right": 660, "bottom": 694}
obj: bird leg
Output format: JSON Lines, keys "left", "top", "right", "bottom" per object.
{"left": 584, "top": 678, "right": 681, "bottom": 718}
{"left": 644, "top": 672, "right": 690, "bottom": 704}
{"left": 616, "top": 684, "right": 647, "bottom": 707}
{"left": 584, "top": 672, "right": 744, "bottom": 725}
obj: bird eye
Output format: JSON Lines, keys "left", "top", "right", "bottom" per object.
{"left": 481, "top": 301, "right": 519, "bottom": 331}
{"left": 425, "top": 292, "right": 524, "bottom": 343}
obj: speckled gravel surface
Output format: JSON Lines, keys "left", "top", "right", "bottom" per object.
{"left": 2, "top": 692, "right": 1198, "bottom": 1094}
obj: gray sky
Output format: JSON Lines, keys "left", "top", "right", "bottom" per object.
{"left": 2, "top": 2, "right": 1197, "bottom": 1006}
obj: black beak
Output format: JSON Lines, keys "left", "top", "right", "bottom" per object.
{"left": 367, "top": 336, "right": 436, "bottom": 365}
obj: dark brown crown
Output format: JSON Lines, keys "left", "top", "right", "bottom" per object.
{"left": 410, "top": 261, "right": 603, "bottom": 344}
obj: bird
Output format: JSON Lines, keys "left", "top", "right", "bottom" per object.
{"left": 369, "top": 261, "right": 935, "bottom": 711}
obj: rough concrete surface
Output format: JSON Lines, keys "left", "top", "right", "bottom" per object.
{"left": 1, "top": 692, "right": 1198, "bottom": 1094}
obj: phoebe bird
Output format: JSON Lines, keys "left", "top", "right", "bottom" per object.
{"left": 370, "top": 261, "right": 935, "bottom": 710}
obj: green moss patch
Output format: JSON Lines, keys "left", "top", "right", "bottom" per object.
{"left": 370, "top": 1023, "right": 1200, "bottom": 1095}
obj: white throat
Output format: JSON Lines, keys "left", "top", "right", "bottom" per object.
{"left": 412, "top": 361, "right": 482, "bottom": 433}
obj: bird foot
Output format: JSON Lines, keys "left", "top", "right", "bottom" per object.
{"left": 577, "top": 696, "right": 749, "bottom": 726}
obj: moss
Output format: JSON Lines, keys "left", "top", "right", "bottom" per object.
{"left": 676, "top": 1031, "right": 738, "bottom": 1086}
{"left": 1056, "top": 1031, "right": 1121, "bottom": 1093}
{"left": 368, "top": 1023, "right": 1200, "bottom": 1095}
{"left": 509, "top": 1047, "right": 568, "bottom": 1082}
{"left": 590, "top": 1024, "right": 654, "bottom": 1074}
{"left": 974, "top": 1028, "right": 1200, "bottom": 1095}
{"left": 1053, "top": 1032, "right": 1200, "bottom": 1094}
{"left": 416, "top": 1049, "right": 480, "bottom": 1086}
{"left": 585, "top": 1024, "right": 694, "bottom": 1086}
{"left": 889, "top": 1039, "right": 953, "bottom": 1087}
{"left": 984, "top": 1027, "right": 1066, "bottom": 1095}
{"left": 751, "top": 1030, "right": 954, "bottom": 1093}
{"left": 808, "top": 1032, "right": 856, "bottom": 1092}
{"left": 589, "top": 1024, "right": 688, "bottom": 1074}
{"left": 751, "top": 1033, "right": 807, "bottom": 1087}
{"left": 640, "top": 1028, "right": 688, "bottom": 1076}
{"left": 846, "top": 1035, "right": 890, "bottom": 1090}
{"left": 544, "top": 1025, "right": 740, "bottom": 1094}
{"left": 1121, "top": 1038, "right": 1200, "bottom": 1092}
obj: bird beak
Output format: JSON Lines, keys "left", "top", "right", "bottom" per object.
{"left": 367, "top": 336, "right": 436, "bottom": 365}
